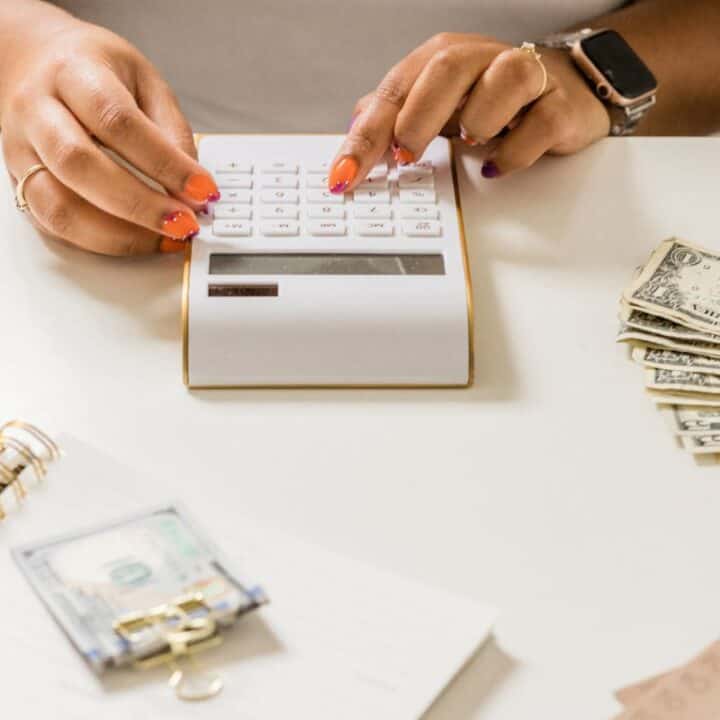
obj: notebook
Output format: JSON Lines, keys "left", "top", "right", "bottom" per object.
{"left": 1, "top": 430, "right": 497, "bottom": 718}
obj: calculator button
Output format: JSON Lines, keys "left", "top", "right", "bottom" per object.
{"left": 367, "top": 163, "right": 388, "bottom": 178}
{"left": 399, "top": 206, "right": 439, "bottom": 219}
{"left": 353, "top": 205, "right": 392, "bottom": 219}
{"left": 398, "top": 173, "right": 434, "bottom": 188}
{"left": 399, "top": 189, "right": 436, "bottom": 203}
{"left": 261, "top": 204, "right": 299, "bottom": 219}
{"left": 261, "top": 189, "right": 300, "bottom": 204}
{"left": 213, "top": 204, "right": 252, "bottom": 219}
{"left": 216, "top": 161, "right": 252, "bottom": 173}
{"left": 217, "top": 174, "right": 253, "bottom": 189}
{"left": 355, "top": 221, "right": 394, "bottom": 236}
{"left": 217, "top": 189, "right": 252, "bottom": 204}
{"left": 307, "top": 205, "right": 345, "bottom": 218}
{"left": 398, "top": 163, "right": 433, "bottom": 177}
{"left": 402, "top": 220, "right": 442, "bottom": 237}
{"left": 306, "top": 173, "right": 330, "bottom": 188}
{"left": 307, "top": 189, "right": 344, "bottom": 204}
{"left": 213, "top": 220, "right": 252, "bottom": 236}
{"left": 261, "top": 221, "right": 300, "bottom": 236}
{"left": 354, "top": 189, "right": 391, "bottom": 204}
{"left": 357, "top": 176, "right": 389, "bottom": 189}
{"left": 260, "top": 161, "right": 298, "bottom": 173}
{"left": 307, "top": 160, "right": 332, "bottom": 173}
{"left": 261, "top": 174, "right": 298, "bottom": 189}
{"left": 309, "top": 220, "right": 347, "bottom": 236}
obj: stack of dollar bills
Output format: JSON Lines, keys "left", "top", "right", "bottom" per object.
{"left": 617, "top": 238, "right": 720, "bottom": 456}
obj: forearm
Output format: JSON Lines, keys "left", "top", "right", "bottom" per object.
{"left": 582, "top": 0, "right": 720, "bottom": 135}
{"left": 0, "top": 1, "right": 75, "bottom": 119}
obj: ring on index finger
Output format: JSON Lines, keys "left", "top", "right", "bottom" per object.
{"left": 517, "top": 42, "right": 548, "bottom": 100}
{"left": 14, "top": 163, "right": 49, "bottom": 214}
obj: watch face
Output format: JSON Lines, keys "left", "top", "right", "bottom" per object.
{"left": 581, "top": 30, "right": 657, "bottom": 99}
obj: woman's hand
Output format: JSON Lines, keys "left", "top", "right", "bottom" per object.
{"left": 328, "top": 32, "right": 611, "bottom": 192}
{"left": 0, "top": 13, "right": 219, "bottom": 256}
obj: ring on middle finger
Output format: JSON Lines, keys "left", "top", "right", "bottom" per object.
{"left": 517, "top": 41, "right": 548, "bottom": 99}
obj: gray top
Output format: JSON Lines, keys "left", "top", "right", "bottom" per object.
{"left": 56, "top": 0, "right": 623, "bottom": 132}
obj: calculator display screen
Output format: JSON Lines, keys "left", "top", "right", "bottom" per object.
{"left": 209, "top": 253, "right": 445, "bottom": 276}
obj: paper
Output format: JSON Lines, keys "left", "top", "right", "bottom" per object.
{"left": 2, "top": 434, "right": 497, "bottom": 719}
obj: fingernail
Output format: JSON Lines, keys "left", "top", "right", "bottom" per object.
{"left": 162, "top": 210, "right": 200, "bottom": 240}
{"left": 392, "top": 142, "right": 415, "bottom": 166}
{"left": 459, "top": 125, "right": 479, "bottom": 147}
{"left": 481, "top": 161, "right": 501, "bottom": 179}
{"left": 328, "top": 156, "right": 358, "bottom": 194}
{"left": 159, "top": 237, "right": 187, "bottom": 254}
{"left": 184, "top": 173, "right": 221, "bottom": 203}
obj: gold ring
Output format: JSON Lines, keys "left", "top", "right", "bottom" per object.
{"left": 14, "top": 163, "right": 47, "bottom": 213}
{"left": 518, "top": 41, "right": 548, "bottom": 99}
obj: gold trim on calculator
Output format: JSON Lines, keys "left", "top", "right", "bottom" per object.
{"left": 182, "top": 134, "right": 474, "bottom": 389}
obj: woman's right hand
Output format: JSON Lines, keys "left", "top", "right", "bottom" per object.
{"left": 0, "top": 11, "right": 219, "bottom": 256}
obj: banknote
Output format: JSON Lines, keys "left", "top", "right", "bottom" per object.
{"left": 659, "top": 405, "right": 720, "bottom": 436}
{"left": 614, "top": 640, "right": 720, "bottom": 719}
{"left": 646, "top": 368, "right": 720, "bottom": 394}
{"left": 681, "top": 434, "right": 720, "bottom": 454}
{"left": 13, "top": 505, "right": 268, "bottom": 672}
{"left": 620, "top": 302, "right": 720, "bottom": 343}
{"left": 647, "top": 389, "right": 720, "bottom": 406}
{"left": 623, "top": 238, "right": 720, "bottom": 335}
{"left": 616, "top": 325, "right": 720, "bottom": 360}
{"left": 633, "top": 346, "right": 720, "bottom": 375}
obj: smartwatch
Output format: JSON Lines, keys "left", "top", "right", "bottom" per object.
{"left": 538, "top": 28, "right": 658, "bottom": 136}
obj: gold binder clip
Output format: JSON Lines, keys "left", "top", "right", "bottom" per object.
{"left": 0, "top": 420, "right": 59, "bottom": 520}
{"left": 113, "top": 593, "right": 224, "bottom": 701}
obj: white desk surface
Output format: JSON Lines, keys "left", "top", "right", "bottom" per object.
{"left": 2, "top": 137, "right": 719, "bottom": 719}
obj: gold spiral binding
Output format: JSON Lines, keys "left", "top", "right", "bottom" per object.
{"left": 0, "top": 420, "right": 59, "bottom": 520}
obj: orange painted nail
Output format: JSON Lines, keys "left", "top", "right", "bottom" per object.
{"left": 184, "top": 173, "right": 220, "bottom": 203}
{"left": 162, "top": 210, "right": 199, "bottom": 240}
{"left": 328, "top": 156, "right": 358, "bottom": 194}
{"left": 159, "top": 237, "right": 187, "bottom": 254}
{"left": 392, "top": 143, "right": 415, "bottom": 166}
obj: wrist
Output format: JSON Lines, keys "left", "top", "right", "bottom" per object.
{"left": 0, "top": 2, "right": 78, "bottom": 120}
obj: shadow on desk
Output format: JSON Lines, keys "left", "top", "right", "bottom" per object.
{"left": 98, "top": 611, "right": 285, "bottom": 694}
{"left": 424, "top": 636, "right": 517, "bottom": 720}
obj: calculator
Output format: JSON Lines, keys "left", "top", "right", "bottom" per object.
{"left": 183, "top": 135, "right": 473, "bottom": 388}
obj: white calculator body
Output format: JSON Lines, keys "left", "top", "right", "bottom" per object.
{"left": 183, "top": 135, "right": 472, "bottom": 388}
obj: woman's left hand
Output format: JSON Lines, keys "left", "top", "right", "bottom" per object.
{"left": 328, "top": 32, "right": 611, "bottom": 192}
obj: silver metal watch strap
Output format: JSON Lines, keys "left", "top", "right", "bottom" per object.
{"left": 537, "top": 28, "right": 595, "bottom": 50}
{"left": 536, "top": 28, "right": 656, "bottom": 136}
{"left": 608, "top": 95, "right": 656, "bottom": 136}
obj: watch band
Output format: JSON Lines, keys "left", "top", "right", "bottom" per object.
{"left": 538, "top": 27, "right": 595, "bottom": 50}
{"left": 608, "top": 95, "right": 656, "bottom": 136}
{"left": 536, "top": 28, "right": 656, "bottom": 136}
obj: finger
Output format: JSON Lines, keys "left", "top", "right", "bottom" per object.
{"left": 459, "top": 47, "right": 552, "bottom": 146}
{"left": 55, "top": 59, "right": 218, "bottom": 207}
{"left": 394, "top": 42, "right": 501, "bottom": 159}
{"left": 5, "top": 142, "right": 171, "bottom": 255}
{"left": 328, "top": 35, "right": 451, "bottom": 193}
{"left": 480, "top": 92, "right": 570, "bottom": 178}
{"left": 137, "top": 65, "right": 198, "bottom": 161}
{"left": 26, "top": 98, "right": 200, "bottom": 241}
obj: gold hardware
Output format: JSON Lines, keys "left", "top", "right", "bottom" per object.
{"left": 113, "top": 592, "right": 224, "bottom": 701}
{"left": 0, "top": 420, "right": 59, "bottom": 520}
